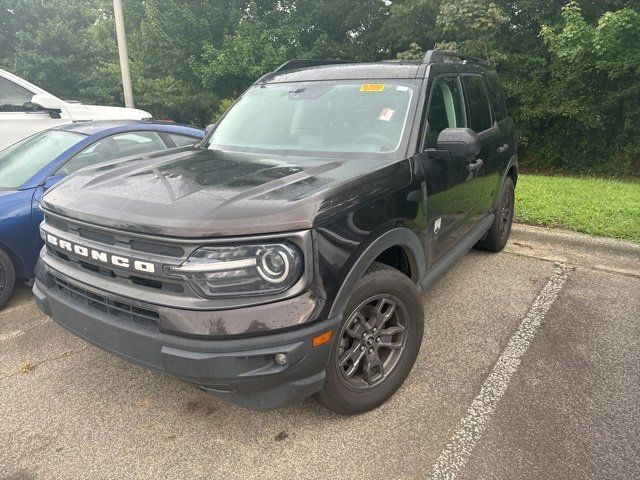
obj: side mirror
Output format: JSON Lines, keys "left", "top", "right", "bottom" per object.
{"left": 31, "top": 94, "right": 63, "bottom": 119}
{"left": 436, "top": 128, "right": 481, "bottom": 158}
{"left": 205, "top": 123, "right": 216, "bottom": 134}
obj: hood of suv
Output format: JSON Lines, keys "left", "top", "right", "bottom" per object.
{"left": 41, "top": 148, "right": 411, "bottom": 237}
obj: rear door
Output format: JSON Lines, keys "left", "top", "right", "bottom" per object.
{"left": 484, "top": 74, "right": 516, "bottom": 202}
{"left": 460, "top": 75, "right": 502, "bottom": 216}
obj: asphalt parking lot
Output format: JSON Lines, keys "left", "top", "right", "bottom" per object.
{"left": 1, "top": 224, "right": 639, "bottom": 480}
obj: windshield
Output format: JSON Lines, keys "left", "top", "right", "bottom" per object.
{"left": 0, "top": 130, "right": 84, "bottom": 189}
{"left": 204, "top": 81, "right": 418, "bottom": 157}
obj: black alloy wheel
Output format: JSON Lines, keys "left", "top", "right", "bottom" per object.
{"left": 316, "top": 262, "right": 424, "bottom": 415}
{"left": 336, "top": 294, "right": 408, "bottom": 389}
{"left": 498, "top": 186, "right": 513, "bottom": 240}
{"left": 476, "top": 176, "right": 515, "bottom": 252}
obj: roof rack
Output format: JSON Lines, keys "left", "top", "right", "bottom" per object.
{"left": 273, "top": 59, "right": 354, "bottom": 73}
{"left": 423, "top": 50, "right": 487, "bottom": 66}
{"left": 253, "top": 53, "right": 487, "bottom": 85}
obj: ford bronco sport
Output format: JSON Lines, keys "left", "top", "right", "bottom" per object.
{"left": 33, "top": 51, "right": 517, "bottom": 414}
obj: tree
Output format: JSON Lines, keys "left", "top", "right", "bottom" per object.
{"left": 435, "top": 0, "right": 508, "bottom": 62}
{"left": 381, "top": 0, "right": 441, "bottom": 57}
{"left": 537, "top": 2, "right": 640, "bottom": 173}
{"left": 0, "top": 0, "right": 116, "bottom": 101}
{"left": 123, "top": 0, "right": 242, "bottom": 124}
{"left": 195, "top": 0, "right": 392, "bottom": 99}
{"left": 397, "top": 42, "right": 425, "bottom": 60}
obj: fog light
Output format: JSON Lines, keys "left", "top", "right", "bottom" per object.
{"left": 274, "top": 353, "right": 288, "bottom": 366}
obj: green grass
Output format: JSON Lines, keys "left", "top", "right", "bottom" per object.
{"left": 515, "top": 174, "right": 640, "bottom": 243}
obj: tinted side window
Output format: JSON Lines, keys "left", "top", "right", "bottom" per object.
{"left": 0, "top": 77, "right": 36, "bottom": 112}
{"left": 112, "top": 131, "right": 166, "bottom": 156}
{"left": 426, "top": 76, "right": 466, "bottom": 148}
{"left": 462, "top": 76, "right": 492, "bottom": 132}
{"left": 484, "top": 75, "right": 507, "bottom": 121}
{"left": 57, "top": 138, "right": 118, "bottom": 174}
{"left": 169, "top": 133, "right": 199, "bottom": 147}
{"left": 59, "top": 131, "right": 167, "bottom": 175}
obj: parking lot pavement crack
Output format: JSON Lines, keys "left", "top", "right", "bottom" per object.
{"left": 425, "top": 263, "right": 572, "bottom": 480}
{"left": 502, "top": 249, "right": 638, "bottom": 280}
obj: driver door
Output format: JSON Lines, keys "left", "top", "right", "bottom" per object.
{"left": 416, "top": 75, "right": 485, "bottom": 265}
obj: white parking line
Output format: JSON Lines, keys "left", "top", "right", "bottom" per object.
{"left": 426, "top": 263, "right": 571, "bottom": 480}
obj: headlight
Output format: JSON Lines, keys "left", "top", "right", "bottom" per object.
{"left": 166, "top": 242, "right": 303, "bottom": 298}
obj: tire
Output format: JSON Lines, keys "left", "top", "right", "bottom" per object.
{"left": 476, "top": 176, "right": 515, "bottom": 252}
{"left": 0, "top": 248, "right": 16, "bottom": 309}
{"left": 316, "top": 262, "right": 424, "bottom": 415}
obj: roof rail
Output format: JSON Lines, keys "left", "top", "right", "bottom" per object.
{"left": 273, "top": 59, "right": 353, "bottom": 73}
{"left": 423, "top": 50, "right": 487, "bottom": 66}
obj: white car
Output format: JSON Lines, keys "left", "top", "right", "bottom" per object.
{"left": 0, "top": 69, "right": 151, "bottom": 150}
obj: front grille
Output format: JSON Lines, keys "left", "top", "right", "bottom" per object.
{"left": 45, "top": 213, "right": 187, "bottom": 257}
{"left": 54, "top": 276, "right": 159, "bottom": 329}
{"left": 47, "top": 244, "right": 185, "bottom": 292}
{"left": 46, "top": 216, "right": 69, "bottom": 232}
{"left": 130, "top": 240, "right": 184, "bottom": 257}
{"left": 43, "top": 213, "right": 190, "bottom": 295}
{"left": 78, "top": 227, "right": 116, "bottom": 245}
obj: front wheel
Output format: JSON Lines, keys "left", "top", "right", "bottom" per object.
{"left": 316, "top": 263, "right": 424, "bottom": 415}
{"left": 476, "top": 176, "right": 515, "bottom": 252}
{"left": 0, "top": 248, "right": 16, "bottom": 309}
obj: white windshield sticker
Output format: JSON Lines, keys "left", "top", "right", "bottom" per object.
{"left": 379, "top": 108, "right": 396, "bottom": 122}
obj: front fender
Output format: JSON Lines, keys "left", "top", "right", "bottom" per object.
{"left": 327, "top": 227, "right": 425, "bottom": 319}
{"left": 0, "top": 189, "right": 37, "bottom": 278}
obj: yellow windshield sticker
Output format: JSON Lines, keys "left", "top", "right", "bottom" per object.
{"left": 360, "top": 84, "right": 385, "bottom": 92}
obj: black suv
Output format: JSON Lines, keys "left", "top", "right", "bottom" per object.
{"left": 34, "top": 51, "right": 517, "bottom": 414}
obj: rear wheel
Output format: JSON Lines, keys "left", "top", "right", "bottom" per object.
{"left": 316, "top": 262, "right": 424, "bottom": 415}
{"left": 0, "top": 248, "right": 16, "bottom": 309}
{"left": 476, "top": 176, "right": 515, "bottom": 252}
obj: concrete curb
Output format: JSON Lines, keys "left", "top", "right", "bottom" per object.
{"left": 511, "top": 223, "right": 640, "bottom": 255}
{"left": 507, "top": 223, "right": 640, "bottom": 278}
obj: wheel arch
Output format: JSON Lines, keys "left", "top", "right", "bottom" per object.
{"left": 492, "top": 155, "right": 518, "bottom": 211}
{"left": 327, "top": 228, "right": 426, "bottom": 319}
{"left": 506, "top": 160, "right": 518, "bottom": 186}
{"left": 505, "top": 155, "right": 518, "bottom": 186}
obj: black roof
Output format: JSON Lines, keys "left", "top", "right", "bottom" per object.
{"left": 258, "top": 50, "right": 493, "bottom": 84}
{"left": 262, "top": 62, "right": 424, "bottom": 83}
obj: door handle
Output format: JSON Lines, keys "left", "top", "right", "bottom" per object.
{"left": 466, "top": 158, "right": 483, "bottom": 172}
{"left": 497, "top": 144, "right": 510, "bottom": 154}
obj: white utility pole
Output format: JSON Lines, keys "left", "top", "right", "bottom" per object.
{"left": 113, "top": 0, "right": 134, "bottom": 108}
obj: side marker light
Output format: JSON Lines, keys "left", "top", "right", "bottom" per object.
{"left": 313, "top": 330, "right": 333, "bottom": 348}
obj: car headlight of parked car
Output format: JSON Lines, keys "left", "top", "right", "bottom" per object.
{"left": 167, "top": 242, "right": 304, "bottom": 298}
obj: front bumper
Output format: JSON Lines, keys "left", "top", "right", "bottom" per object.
{"left": 33, "top": 261, "right": 340, "bottom": 410}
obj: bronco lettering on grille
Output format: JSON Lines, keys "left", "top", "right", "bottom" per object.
{"left": 46, "top": 233, "right": 156, "bottom": 273}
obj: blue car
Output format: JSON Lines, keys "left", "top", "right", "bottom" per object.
{"left": 0, "top": 120, "right": 204, "bottom": 307}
